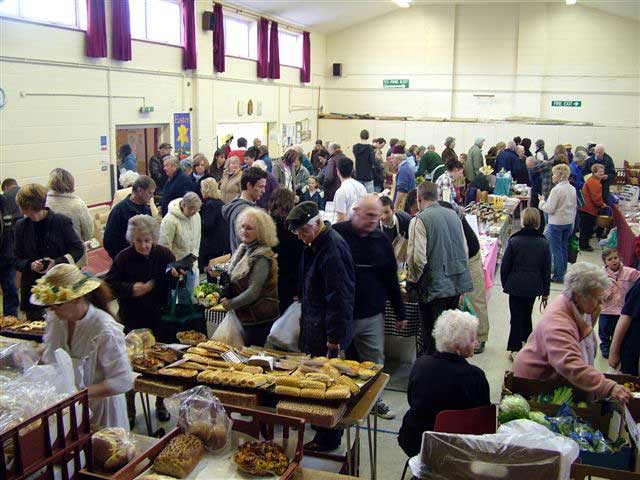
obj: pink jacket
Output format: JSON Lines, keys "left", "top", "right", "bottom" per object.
{"left": 601, "top": 266, "right": 640, "bottom": 315}
{"left": 512, "top": 293, "right": 617, "bottom": 398}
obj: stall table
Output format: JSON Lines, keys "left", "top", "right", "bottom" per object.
{"left": 613, "top": 205, "right": 639, "bottom": 268}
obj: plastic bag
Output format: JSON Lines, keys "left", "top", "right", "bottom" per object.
{"left": 267, "top": 301, "right": 301, "bottom": 352}
{"left": 92, "top": 427, "right": 136, "bottom": 472}
{"left": 409, "top": 420, "right": 579, "bottom": 480}
{"left": 125, "top": 329, "right": 156, "bottom": 359}
{"left": 166, "top": 386, "right": 231, "bottom": 451}
{"left": 211, "top": 310, "right": 244, "bottom": 347}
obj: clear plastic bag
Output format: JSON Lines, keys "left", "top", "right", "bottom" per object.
{"left": 409, "top": 420, "right": 579, "bottom": 480}
{"left": 267, "top": 301, "right": 301, "bottom": 352}
{"left": 211, "top": 311, "right": 245, "bottom": 347}
{"left": 125, "top": 328, "right": 156, "bottom": 359}
{"left": 166, "top": 386, "right": 232, "bottom": 451}
{"left": 92, "top": 427, "right": 137, "bottom": 472}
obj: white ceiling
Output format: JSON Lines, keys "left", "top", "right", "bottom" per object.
{"left": 224, "top": 0, "right": 640, "bottom": 34}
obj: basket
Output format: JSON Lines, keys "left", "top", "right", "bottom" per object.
{"left": 596, "top": 215, "right": 615, "bottom": 229}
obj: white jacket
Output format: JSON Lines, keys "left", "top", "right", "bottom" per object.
{"left": 159, "top": 198, "right": 201, "bottom": 272}
{"left": 540, "top": 180, "right": 577, "bottom": 226}
{"left": 46, "top": 192, "right": 94, "bottom": 241}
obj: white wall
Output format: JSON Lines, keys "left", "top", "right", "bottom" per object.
{"left": 0, "top": 5, "right": 326, "bottom": 204}
{"left": 320, "top": 3, "right": 640, "bottom": 163}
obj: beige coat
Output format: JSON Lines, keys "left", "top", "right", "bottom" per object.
{"left": 46, "top": 192, "right": 94, "bottom": 241}
{"left": 220, "top": 171, "right": 242, "bottom": 204}
{"left": 159, "top": 198, "right": 201, "bottom": 273}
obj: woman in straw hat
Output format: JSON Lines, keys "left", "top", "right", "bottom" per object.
{"left": 34, "top": 264, "right": 133, "bottom": 430}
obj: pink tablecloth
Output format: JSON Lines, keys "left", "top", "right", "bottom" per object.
{"left": 82, "top": 247, "right": 112, "bottom": 276}
{"left": 482, "top": 238, "right": 500, "bottom": 300}
{"left": 613, "top": 205, "right": 639, "bottom": 268}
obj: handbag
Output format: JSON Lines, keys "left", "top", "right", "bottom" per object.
{"left": 158, "top": 278, "right": 204, "bottom": 343}
{"left": 391, "top": 215, "right": 408, "bottom": 266}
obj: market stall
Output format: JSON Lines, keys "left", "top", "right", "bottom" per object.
{"left": 613, "top": 204, "right": 640, "bottom": 268}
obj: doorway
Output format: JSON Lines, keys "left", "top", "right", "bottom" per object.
{"left": 115, "top": 127, "right": 158, "bottom": 175}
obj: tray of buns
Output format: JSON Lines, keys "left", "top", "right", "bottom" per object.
{"left": 0, "top": 320, "right": 46, "bottom": 341}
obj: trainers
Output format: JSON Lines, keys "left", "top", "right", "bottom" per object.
{"left": 474, "top": 341, "right": 486, "bottom": 354}
{"left": 374, "top": 402, "right": 396, "bottom": 419}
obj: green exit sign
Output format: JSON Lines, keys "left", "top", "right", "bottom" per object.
{"left": 383, "top": 79, "right": 409, "bottom": 89}
{"left": 551, "top": 100, "right": 582, "bottom": 107}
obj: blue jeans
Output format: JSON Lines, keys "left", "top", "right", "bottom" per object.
{"left": 0, "top": 266, "right": 19, "bottom": 316}
{"left": 598, "top": 314, "right": 619, "bottom": 357}
{"left": 549, "top": 224, "right": 572, "bottom": 282}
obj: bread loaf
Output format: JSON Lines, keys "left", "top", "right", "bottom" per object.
{"left": 300, "top": 379, "right": 326, "bottom": 390}
{"left": 325, "top": 387, "right": 351, "bottom": 399}
{"left": 153, "top": 434, "right": 204, "bottom": 478}
{"left": 336, "top": 375, "right": 360, "bottom": 395}
{"left": 275, "top": 376, "right": 302, "bottom": 388}
{"left": 275, "top": 385, "right": 300, "bottom": 397}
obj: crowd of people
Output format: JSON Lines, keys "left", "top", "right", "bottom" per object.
{"left": 1, "top": 130, "right": 638, "bottom": 462}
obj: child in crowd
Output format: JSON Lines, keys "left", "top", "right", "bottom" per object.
{"left": 300, "top": 176, "right": 324, "bottom": 210}
{"left": 609, "top": 278, "right": 640, "bottom": 375}
{"left": 598, "top": 248, "right": 640, "bottom": 358}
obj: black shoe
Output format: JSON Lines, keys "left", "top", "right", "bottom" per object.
{"left": 129, "top": 416, "right": 136, "bottom": 430}
{"left": 155, "top": 404, "right": 171, "bottom": 422}
{"left": 304, "top": 440, "right": 340, "bottom": 453}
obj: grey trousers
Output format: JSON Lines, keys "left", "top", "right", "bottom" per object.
{"left": 352, "top": 313, "right": 385, "bottom": 366}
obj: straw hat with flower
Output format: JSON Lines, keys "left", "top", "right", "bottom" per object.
{"left": 31, "top": 264, "right": 102, "bottom": 306}
{"left": 479, "top": 165, "right": 494, "bottom": 176}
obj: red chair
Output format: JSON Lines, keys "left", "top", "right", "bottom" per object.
{"left": 400, "top": 404, "right": 497, "bottom": 480}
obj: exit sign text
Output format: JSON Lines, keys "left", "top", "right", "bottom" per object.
{"left": 551, "top": 100, "right": 582, "bottom": 107}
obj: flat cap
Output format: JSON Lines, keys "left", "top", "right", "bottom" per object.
{"left": 286, "top": 201, "right": 320, "bottom": 230}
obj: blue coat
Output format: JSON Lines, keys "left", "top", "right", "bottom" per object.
{"left": 495, "top": 149, "right": 522, "bottom": 178}
{"left": 298, "top": 224, "right": 355, "bottom": 356}
{"left": 161, "top": 169, "right": 197, "bottom": 216}
{"left": 103, "top": 197, "right": 152, "bottom": 259}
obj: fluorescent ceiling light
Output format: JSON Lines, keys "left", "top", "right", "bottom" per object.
{"left": 392, "top": 0, "right": 411, "bottom": 7}
{"left": 566, "top": 0, "right": 577, "bottom": 5}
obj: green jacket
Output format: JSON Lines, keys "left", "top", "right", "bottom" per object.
{"left": 416, "top": 151, "right": 442, "bottom": 178}
{"left": 465, "top": 144, "right": 484, "bottom": 182}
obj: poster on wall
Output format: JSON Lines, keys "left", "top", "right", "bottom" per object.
{"left": 173, "top": 113, "right": 191, "bottom": 159}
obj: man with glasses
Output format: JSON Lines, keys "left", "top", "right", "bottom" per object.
{"left": 334, "top": 194, "right": 406, "bottom": 419}
{"left": 286, "top": 201, "right": 355, "bottom": 452}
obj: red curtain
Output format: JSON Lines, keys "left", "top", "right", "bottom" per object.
{"left": 213, "top": 3, "right": 225, "bottom": 72}
{"left": 86, "top": 0, "right": 107, "bottom": 58}
{"left": 268, "top": 21, "right": 280, "bottom": 79}
{"left": 181, "top": 0, "right": 196, "bottom": 69}
{"left": 111, "top": 0, "right": 131, "bottom": 61}
{"left": 257, "top": 18, "right": 269, "bottom": 78}
{"left": 301, "top": 31, "right": 311, "bottom": 83}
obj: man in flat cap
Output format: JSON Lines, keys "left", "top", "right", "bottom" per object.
{"left": 286, "top": 201, "right": 355, "bottom": 451}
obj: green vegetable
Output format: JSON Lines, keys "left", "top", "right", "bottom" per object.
{"left": 550, "top": 387, "right": 573, "bottom": 405}
{"left": 498, "top": 394, "right": 531, "bottom": 424}
{"left": 528, "top": 411, "right": 551, "bottom": 429}
{"left": 576, "top": 401, "right": 588, "bottom": 409}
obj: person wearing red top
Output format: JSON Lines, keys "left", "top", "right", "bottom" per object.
{"left": 578, "top": 164, "right": 606, "bottom": 251}
{"left": 228, "top": 137, "right": 247, "bottom": 164}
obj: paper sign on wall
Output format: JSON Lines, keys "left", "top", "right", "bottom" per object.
{"left": 173, "top": 113, "right": 191, "bottom": 158}
{"left": 100, "top": 135, "right": 108, "bottom": 152}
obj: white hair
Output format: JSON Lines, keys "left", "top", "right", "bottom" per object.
{"left": 328, "top": 142, "right": 340, "bottom": 150}
{"left": 181, "top": 191, "right": 202, "bottom": 210}
{"left": 253, "top": 160, "right": 267, "bottom": 172}
{"left": 507, "top": 140, "right": 517, "bottom": 151}
{"left": 565, "top": 262, "right": 610, "bottom": 296}
{"left": 595, "top": 144, "right": 605, "bottom": 152}
{"left": 119, "top": 170, "right": 140, "bottom": 188}
{"left": 433, "top": 310, "right": 479, "bottom": 353}
{"left": 126, "top": 214, "right": 159, "bottom": 243}
{"left": 163, "top": 155, "right": 180, "bottom": 167}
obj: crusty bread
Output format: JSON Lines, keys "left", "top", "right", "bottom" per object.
{"left": 153, "top": 434, "right": 204, "bottom": 478}
{"left": 157, "top": 367, "right": 198, "bottom": 378}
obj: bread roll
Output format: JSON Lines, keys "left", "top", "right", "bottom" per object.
{"left": 275, "top": 376, "right": 302, "bottom": 388}
{"left": 325, "top": 387, "right": 351, "bottom": 399}
{"left": 336, "top": 375, "right": 361, "bottom": 395}
{"left": 300, "top": 379, "right": 326, "bottom": 390}
{"left": 275, "top": 385, "right": 300, "bottom": 397}
{"left": 153, "top": 434, "right": 204, "bottom": 479}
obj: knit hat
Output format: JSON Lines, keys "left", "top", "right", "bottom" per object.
{"left": 31, "top": 264, "right": 101, "bottom": 306}
{"left": 180, "top": 158, "right": 193, "bottom": 170}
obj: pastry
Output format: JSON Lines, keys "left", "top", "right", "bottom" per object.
{"left": 325, "top": 386, "right": 351, "bottom": 399}
{"left": 333, "top": 363, "right": 359, "bottom": 377}
{"left": 300, "top": 388, "right": 326, "bottom": 399}
{"left": 139, "top": 330, "right": 156, "bottom": 349}
{"left": 0, "top": 315, "right": 20, "bottom": 329}
{"left": 242, "top": 365, "right": 263, "bottom": 374}
{"left": 153, "top": 433, "right": 204, "bottom": 478}
{"left": 275, "top": 376, "right": 302, "bottom": 388}
{"left": 197, "top": 340, "right": 231, "bottom": 353}
{"left": 275, "top": 385, "right": 300, "bottom": 397}
{"left": 131, "top": 356, "right": 164, "bottom": 372}
{"left": 336, "top": 375, "right": 360, "bottom": 395}
{"left": 180, "top": 362, "right": 210, "bottom": 371}
{"left": 304, "top": 373, "right": 332, "bottom": 386}
{"left": 183, "top": 354, "right": 231, "bottom": 368}
{"left": 233, "top": 441, "right": 289, "bottom": 476}
{"left": 322, "top": 364, "right": 341, "bottom": 379}
{"left": 245, "top": 374, "right": 268, "bottom": 388}
{"left": 157, "top": 367, "right": 198, "bottom": 378}
{"left": 360, "top": 361, "right": 376, "bottom": 370}
{"left": 358, "top": 369, "right": 376, "bottom": 380}
{"left": 300, "top": 379, "right": 326, "bottom": 390}
{"left": 147, "top": 345, "right": 178, "bottom": 363}
{"left": 186, "top": 347, "right": 218, "bottom": 357}
{"left": 176, "top": 330, "right": 207, "bottom": 346}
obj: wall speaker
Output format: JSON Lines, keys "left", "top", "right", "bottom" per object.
{"left": 202, "top": 11, "right": 215, "bottom": 31}
{"left": 332, "top": 63, "right": 342, "bottom": 77}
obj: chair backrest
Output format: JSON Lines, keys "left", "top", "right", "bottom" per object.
{"left": 433, "top": 404, "right": 497, "bottom": 435}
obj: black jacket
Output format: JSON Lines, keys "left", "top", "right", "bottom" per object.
{"left": 333, "top": 221, "right": 405, "bottom": 321}
{"left": 352, "top": 143, "right": 375, "bottom": 182}
{"left": 103, "top": 197, "right": 152, "bottom": 259}
{"left": 273, "top": 216, "right": 305, "bottom": 314}
{"left": 398, "top": 352, "right": 490, "bottom": 457}
{"left": 380, "top": 211, "right": 411, "bottom": 243}
{"left": 0, "top": 196, "right": 14, "bottom": 269}
{"left": 199, "top": 198, "right": 230, "bottom": 271}
{"left": 500, "top": 227, "right": 551, "bottom": 297}
{"left": 298, "top": 223, "right": 355, "bottom": 356}
{"left": 439, "top": 202, "right": 480, "bottom": 258}
{"left": 149, "top": 154, "right": 168, "bottom": 190}
{"left": 13, "top": 209, "right": 85, "bottom": 309}
{"left": 320, "top": 151, "right": 345, "bottom": 202}
{"left": 105, "top": 245, "right": 177, "bottom": 333}
{"left": 161, "top": 169, "right": 198, "bottom": 216}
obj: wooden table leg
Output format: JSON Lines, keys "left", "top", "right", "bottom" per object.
{"left": 345, "top": 426, "right": 352, "bottom": 476}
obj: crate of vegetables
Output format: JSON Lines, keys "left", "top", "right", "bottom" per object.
{"left": 194, "top": 282, "right": 221, "bottom": 308}
{"left": 605, "top": 373, "right": 640, "bottom": 423}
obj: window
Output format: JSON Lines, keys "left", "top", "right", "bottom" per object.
{"left": 224, "top": 14, "right": 257, "bottom": 60}
{"left": 0, "top": 0, "right": 87, "bottom": 30}
{"left": 129, "top": 0, "right": 182, "bottom": 46}
{"left": 279, "top": 30, "right": 302, "bottom": 68}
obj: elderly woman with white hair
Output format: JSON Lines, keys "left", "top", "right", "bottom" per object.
{"left": 539, "top": 163, "right": 577, "bottom": 283}
{"left": 46, "top": 168, "right": 94, "bottom": 243}
{"left": 513, "top": 262, "right": 631, "bottom": 404}
{"left": 441, "top": 136, "right": 458, "bottom": 166}
{"left": 159, "top": 192, "right": 202, "bottom": 296}
{"left": 398, "top": 310, "right": 490, "bottom": 457}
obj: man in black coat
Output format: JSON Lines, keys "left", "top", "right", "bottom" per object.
{"left": 0, "top": 195, "right": 19, "bottom": 316}
{"left": 352, "top": 129, "right": 376, "bottom": 193}
{"left": 287, "top": 201, "right": 355, "bottom": 452}
{"left": 160, "top": 155, "right": 197, "bottom": 216}
{"left": 319, "top": 143, "right": 345, "bottom": 202}
{"left": 103, "top": 176, "right": 156, "bottom": 259}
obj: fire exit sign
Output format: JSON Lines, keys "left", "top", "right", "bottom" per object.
{"left": 552, "top": 100, "right": 582, "bottom": 107}
{"left": 383, "top": 79, "right": 409, "bottom": 89}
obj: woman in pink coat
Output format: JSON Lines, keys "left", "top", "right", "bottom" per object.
{"left": 512, "top": 262, "right": 631, "bottom": 404}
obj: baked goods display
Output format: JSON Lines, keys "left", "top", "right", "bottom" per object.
{"left": 131, "top": 356, "right": 164, "bottom": 373}
{"left": 2, "top": 320, "right": 46, "bottom": 335}
{"left": 147, "top": 345, "right": 179, "bottom": 364}
{"left": 0, "top": 315, "right": 21, "bottom": 329}
{"left": 91, "top": 427, "right": 136, "bottom": 472}
{"left": 233, "top": 441, "right": 290, "bottom": 476}
{"left": 153, "top": 433, "right": 205, "bottom": 478}
{"left": 156, "top": 367, "right": 199, "bottom": 379}
{"left": 176, "top": 330, "right": 207, "bottom": 346}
